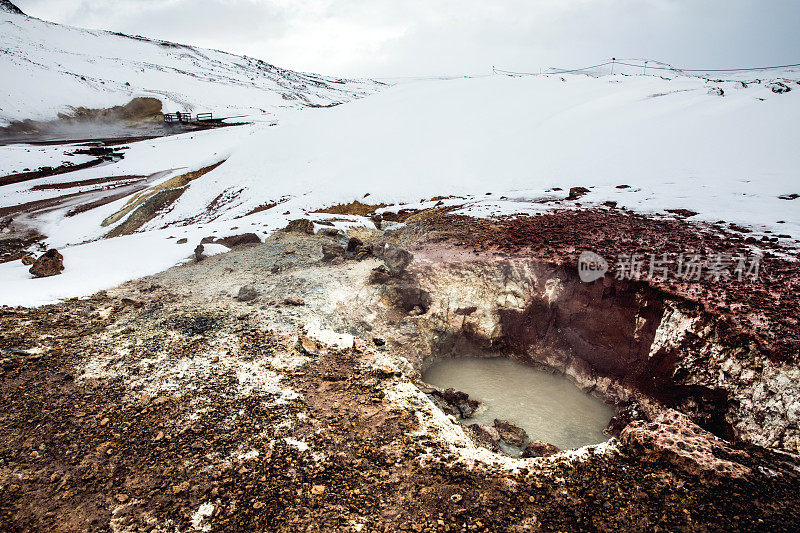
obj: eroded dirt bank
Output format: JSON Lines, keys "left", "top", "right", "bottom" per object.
{"left": 1, "top": 211, "right": 799, "bottom": 531}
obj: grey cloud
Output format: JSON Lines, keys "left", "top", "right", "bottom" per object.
{"left": 13, "top": 0, "right": 800, "bottom": 77}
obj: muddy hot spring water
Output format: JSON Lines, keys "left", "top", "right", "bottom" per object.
{"left": 423, "top": 357, "right": 616, "bottom": 454}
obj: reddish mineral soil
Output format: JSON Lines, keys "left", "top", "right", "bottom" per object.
{"left": 406, "top": 208, "right": 800, "bottom": 363}
{"left": 0, "top": 210, "right": 798, "bottom": 532}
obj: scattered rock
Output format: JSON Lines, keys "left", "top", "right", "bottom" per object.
{"left": 298, "top": 335, "right": 318, "bottom": 356}
{"left": 319, "top": 228, "right": 341, "bottom": 237}
{"left": 321, "top": 242, "right": 345, "bottom": 262}
{"left": 371, "top": 241, "right": 387, "bottom": 259}
{"left": 368, "top": 265, "right": 391, "bottom": 284}
{"left": 176, "top": 238, "right": 188, "bottom": 244}
{"left": 666, "top": 208, "right": 699, "bottom": 218}
{"left": 432, "top": 388, "right": 479, "bottom": 419}
{"left": 344, "top": 237, "right": 370, "bottom": 260}
{"left": 194, "top": 244, "right": 205, "bottom": 262}
{"left": 221, "top": 232, "right": 261, "bottom": 247}
{"left": 778, "top": 193, "right": 799, "bottom": 200}
{"left": 407, "top": 305, "right": 425, "bottom": 316}
{"left": 453, "top": 305, "right": 477, "bottom": 316}
{"left": 522, "top": 441, "right": 561, "bottom": 458}
{"left": 469, "top": 424, "right": 501, "bottom": 449}
{"left": 21, "top": 254, "right": 35, "bottom": 266}
{"left": 566, "top": 186, "right": 590, "bottom": 200}
{"left": 236, "top": 285, "right": 259, "bottom": 302}
{"left": 283, "top": 296, "right": 305, "bottom": 306}
{"left": 493, "top": 419, "right": 528, "bottom": 447}
{"left": 708, "top": 87, "right": 724, "bottom": 97}
{"left": 29, "top": 249, "right": 64, "bottom": 278}
{"left": 621, "top": 409, "right": 751, "bottom": 482}
{"left": 383, "top": 244, "right": 413, "bottom": 276}
{"left": 172, "top": 481, "right": 190, "bottom": 494}
{"left": 283, "top": 219, "right": 315, "bottom": 234}
{"left": 372, "top": 337, "right": 386, "bottom": 346}
{"left": 203, "top": 233, "right": 261, "bottom": 247}
{"left": 768, "top": 81, "right": 791, "bottom": 94}
{"left": 606, "top": 400, "right": 649, "bottom": 436}
{"left": 602, "top": 201, "right": 617, "bottom": 208}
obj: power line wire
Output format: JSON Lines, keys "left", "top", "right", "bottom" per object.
{"left": 494, "top": 59, "right": 800, "bottom": 77}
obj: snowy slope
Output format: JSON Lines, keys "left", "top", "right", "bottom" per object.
{"left": 162, "top": 73, "right": 800, "bottom": 234}
{"left": 2, "top": 64, "right": 799, "bottom": 306}
{"left": 0, "top": 5, "right": 381, "bottom": 126}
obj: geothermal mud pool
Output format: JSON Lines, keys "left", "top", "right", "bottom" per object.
{"left": 1, "top": 210, "right": 800, "bottom": 531}
{"left": 423, "top": 357, "right": 615, "bottom": 453}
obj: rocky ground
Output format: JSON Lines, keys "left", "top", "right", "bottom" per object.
{"left": 1, "top": 211, "right": 800, "bottom": 532}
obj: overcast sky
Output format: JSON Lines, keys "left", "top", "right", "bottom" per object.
{"left": 13, "top": 0, "right": 800, "bottom": 78}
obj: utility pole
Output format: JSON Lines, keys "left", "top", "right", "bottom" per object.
{"left": 611, "top": 58, "right": 616, "bottom": 75}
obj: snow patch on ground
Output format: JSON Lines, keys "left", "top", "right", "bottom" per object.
{"left": 2, "top": 73, "right": 798, "bottom": 308}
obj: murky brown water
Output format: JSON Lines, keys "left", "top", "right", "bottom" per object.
{"left": 423, "top": 357, "right": 615, "bottom": 452}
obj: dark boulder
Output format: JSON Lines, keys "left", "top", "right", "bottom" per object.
{"left": 566, "top": 186, "right": 590, "bottom": 200}
{"left": 214, "top": 233, "right": 261, "bottom": 247}
{"left": 522, "top": 441, "right": 561, "bottom": 458}
{"left": 344, "top": 237, "right": 372, "bottom": 260}
{"left": 383, "top": 245, "right": 413, "bottom": 276}
{"left": 433, "top": 388, "right": 480, "bottom": 419}
{"left": 29, "top": 249, "right": 64, "bottom": 278}
{"left": 768, "top": 81, "right": 791, "bottom": 94}
{"left": 368, "top": 265, "right": 391, "bottom": 284}
{"left": 493, "top": 419, "right": 528, "bottom": 447}
{"left": 283, "top": 219, "right": 315, "bottom": 234}
{"left": 321, "top": 242, "right": 345, "bottom": 262}
{"left": 236, "top": 285, "right": 258, "bottom": 302}
{"left": 470, "top": 424, "right": 501, "bottom": 450}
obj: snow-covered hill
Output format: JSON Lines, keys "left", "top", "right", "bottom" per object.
{"left": 166, "top": 73, "right": 800, "bottom": 232}
{"left": 3, "top": 70, "right": 799, "bottom": 306}
{"left": 0, "top": 2, "right": 381, "bottom": 126}
{"left": 1, "top": 0, "right": 799, "bottom": 306}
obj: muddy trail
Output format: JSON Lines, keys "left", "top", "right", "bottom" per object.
{"left": 1, "top": 211, "right": 799, "bottom": 532}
